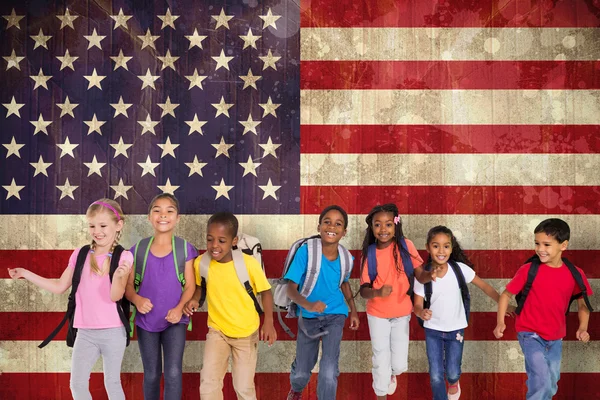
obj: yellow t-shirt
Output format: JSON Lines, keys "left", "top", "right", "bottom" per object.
{"left": 193, "top": 253, "right": 271, "bottom": 338}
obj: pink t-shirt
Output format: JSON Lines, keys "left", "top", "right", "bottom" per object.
{"left": 68, "top": 247, "right": 133, "bottom": 329}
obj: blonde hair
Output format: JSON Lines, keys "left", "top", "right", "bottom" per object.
{"left": 86, "top": 198, "right": 124, "bottom": 275}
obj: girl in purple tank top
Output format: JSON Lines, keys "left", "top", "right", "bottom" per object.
{"left": 125, "top": 194, "right": 197, "bottom": 400}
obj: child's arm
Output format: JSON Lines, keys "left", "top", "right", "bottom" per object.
{"left": 576, "top": 297, "right": 591, "bottom": 342}
{"left": 286, "top": 281, "right": 326, "bottom": 313}
{"left": 182, "top": 285, "right": 203, "bottom": 317}
{"left": 259, "top": 289, "right": 277, "bottom": 345}
{"left": 124, "top": 262, "right": 153, "bottom": 314}
{"left": 414, "top": 265, "right": 440, "bottom": 284}
{"left": 472, "top": 276, "right": 516, "bottom": 315}
{"left": 110, "top": 258, "right": 132, "bottom": 302}
{"left": 360, "top": 285, "right": 392, "bottom": 299}
{"left": 341, "top": 281, "right": 359, "bottom": 330}
{"left": 7, "top": 266, "right": 73, "bottom": 294}
{"left": 493, "top": 290, "right": 513, "bottom": 339}
{"left": 413, "top": 294, "right": 432, "bottom": 321}
{"left": 166, "top": 259, "right": 196, "bottom": 323}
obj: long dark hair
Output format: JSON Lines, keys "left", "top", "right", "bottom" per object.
{"left": 361, "top": 203, "right": 411, "bottom": 274}
{"left": 425, "top": 225, "right": 473, "bottom": 268}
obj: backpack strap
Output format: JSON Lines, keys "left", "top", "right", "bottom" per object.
{"left": 365, "top": 243, "right": 378, "bottom": 287}
{"left": 172, "top": 236, "right": 187, "bottom": 287}
{"left": 39, "top": 245, "right": 90, "bottom": 349}
{"left": 563, "top": 258, "right": 594, "bottom": 313}
{"left": 108, "top": 245, "right": 131, "bottom": 346}
{"left": 338, "top": 244, "right": 352, "bottom": 287}
{"left": 133, "top": 237, "right": 153, "bottom": 292}
{"left": 449, "top": 260, "right": 471, "bottom": 323}
{"left": 515, "top": 258, "right": 541, "bottom": 315}
{"left": 399, "top": 238, "right": 415, "bottom": 295}
{"left": 298, "top": 237, "right": 322, "bottom": 299}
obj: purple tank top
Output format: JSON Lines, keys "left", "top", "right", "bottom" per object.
{"left": 131, "top": 241, "right": 198, "bottom": 332}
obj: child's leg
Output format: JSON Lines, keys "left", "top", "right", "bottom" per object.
{"left": 424, "top": 328, "right": 447, "bottom": 400}
{"left": 98, "top": 327, "right": 127, "bottom": 400}
{"left": 137, "top": 327, "right": 163, "bottom": 400}
{"left": 230, "top": 330, "right": 259, "bottom": 400}
{"left": 444, "top": 329, "right": 465, "bottom": 390}
{"left": 546, "top": 339, "right": 563, "bottom": 397}
{"left": 317, "top": 314, "right": 345, "bottom": 400}
{"left": 367, "top": 314, "right": 393, "bottom": 397}
{"left": 518, "top": 331, "right": 561, "bottom": 400}
{"left": 70, "top": 329, "right": 102, "bottom": 400}
{"left": 390, "top": 315, "right": 411, "bottom": 375}
{"left": 161, "top": 324, "right": 187, "bottom": 400}
{"left": 200, "top": 328, "right": 233, "bottom": 400}
{"left": 290, "top": 318, "right": 321, "bottom": 393}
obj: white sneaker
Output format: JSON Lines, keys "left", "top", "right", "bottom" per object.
{"left": 447, "top": 381, "right": 461, "bottom": 400}
{"left": 387, "top": 375, "right": 397, "bottom": 395}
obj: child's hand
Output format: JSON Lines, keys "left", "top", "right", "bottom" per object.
{"left": 430, "top": 265, "right": 441, "bottom": 282}
{"left": 348, "top": 310, "right": 360, "bottom": 330}
{"left": 378, "top": 285, "right": 393, "bottom": 298}
{"left": 493, "top": 323, "right": 506, "bottom": 339}
{"left": 260, "top": 322, "right": 277, "bottom": 346}
{"left": 419, "top": 309, "right": 432, "bottom": 321}
{"left": 505, "top": 305, "right": 516, "bottom": 317}
{"left": 7, "top": 268, "right": 28, "bottom": 280}
{"left": 114, "top": 262, "right": 131, "bottom": 279}
{"left": 136, "top": 297, "right": 153, "bottom": 314}
{"left": 576, "top": 329, "right": 590, "bottom": 343}
{"left": 183, "top": 299, "right": 199, "bottom": 317}
{"left": 165, "top": 307, "right": 183, "bottom": 324}
{"left": 307, "top": 301, "right": 326, "bottom": 313}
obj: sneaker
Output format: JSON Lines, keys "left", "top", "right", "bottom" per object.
{"left": 447, "top": 381, "right": 461, "bottom": 400}
{"left": 286, "top": 389, "right": 302, "bottom": 400}
{"left": 387, "top": 375, "right": 397, "bottom": 395}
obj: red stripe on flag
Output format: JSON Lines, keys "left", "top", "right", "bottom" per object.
{"left": 300, "top": 186, "right": 600, "bottom": 215}
{"left": 300, "top": 0, "right": 600, "bottom": 28}
{"left": 301, "top": 61, "right": 600, "bottom": 90}
{"left": 3, "top": 312, "right": 597, "bottom": 342}
{"left": 300, "top": 125, "right": 600, "bottom": 154}
{"left": 3, "top": 250, "right": 600, "bottom": 279}
{"left": 2, "top": 372, "right": 600, "bottom": 399}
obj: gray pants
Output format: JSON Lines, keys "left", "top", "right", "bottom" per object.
{"left": 70, "top": 326, "right": 127, "bottom": 400}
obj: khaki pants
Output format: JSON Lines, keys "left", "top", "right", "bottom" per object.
{"left": 200, "top": 328, "right": 259, "bottom": 400}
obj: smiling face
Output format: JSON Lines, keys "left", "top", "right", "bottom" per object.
{"left": 372, "top": 211, "right": 395, "bottom": 248}
{"left": 317, "top": 209, "right": 346, "bottom": 245}
{"left": 427, "top": 233, "right": 452, "bottom": 268}
{"left": 148, "top": 197, "right": 180, "bottom": 234}
{"left": 87, "top": 210, "right": 123, "bottom": 251}
{"left": 535, "top": 232, "right": 567, "bottom": 267}
{"left": 206, "top": 222, "right": 238, "bottom": 263}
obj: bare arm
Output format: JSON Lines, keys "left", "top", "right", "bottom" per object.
{"left": 110, "top": 259, "right": 132, "bottom": 302}
{"left": 261, "top": 289, "right": 274, "bottom": 321}
{"left": 175, "top": 259, "right": 196, "bottom": 309}
{"left": 576, "top": 297, "right": 591, "bottom": 342}
{"left": 340, "top": 281, "right": 357, "bottom": 314}
{"left": 286, "top": 281, "right": 313, "bottom": 310}
{"left": 493, "top": 290, "right": 513, "bottom": 338}
{"left": 8, "top": 266, "right": 73, "bottom": 294}
{"left": 360, "top": 285, "right": 381, "bottom": 299}
{"left": 471, "top": 276, "right": 500, "bottom": 303}
{"left": 414, "top": 265, "right": 439, "bottom": 284}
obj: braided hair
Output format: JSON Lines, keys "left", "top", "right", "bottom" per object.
{"left": 425, "top": 225, "right": 473, "bottom": 268}
{"left": 86, "top": 199, "right": 124, "bottom": 275}
{"left": 361, "top": 203, "right": 411, "bottom": 275}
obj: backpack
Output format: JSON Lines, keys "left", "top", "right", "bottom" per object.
{"left": 362, "top": 238, "right": 415, "bottom": 295}
{"left": 197, "top": 233, "right": 264, "bottom": 315}
{"left": 515, "top": 255, "right": 594, "bottom": 315}
{"left": 273, "top": 235, "right": 353, "bottom": 338}
{"left": 130, "top": 236, "right": 193, "bottom": 336}
{"left": 417, "top": 260, "right": 471, "bottom": 328}
{"left": 39, "top": 245, "right": 131, "bottom": 348}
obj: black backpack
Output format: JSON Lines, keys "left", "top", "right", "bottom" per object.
{"left": 39, "top": 245, "right": 131, "bottom": 348}
{"left": 515, "top": 255, "right": 594, "bottom": 315}
{"left": 417, "top": 260, "right": 471, "bottom": 328}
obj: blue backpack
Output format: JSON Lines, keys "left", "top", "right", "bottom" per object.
{"left": 364, "top": 237, "right": 415, "bottom": 295}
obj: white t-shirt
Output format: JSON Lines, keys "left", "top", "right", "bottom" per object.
{"left": 413, "top": 261, "right": 476, "bottom": 332}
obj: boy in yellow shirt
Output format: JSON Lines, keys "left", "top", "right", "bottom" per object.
{"left": 183, "top": 212, "right": 276, "bottom": 400}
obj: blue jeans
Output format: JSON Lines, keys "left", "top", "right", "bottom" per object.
{"left": 137, "top": 324, "right": 187, "bottom": 400}
{"left": 290, "top": 314, "right": 346, "bottom": 399}
{"left": 425, "top": 328, "right": 465, "bottom": 400}
{"left": 518, "top": 331, "right": 563, "bottom": 400}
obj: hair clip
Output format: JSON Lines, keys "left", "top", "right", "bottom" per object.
{"left": 394, "top": 215, "right": 401, "bottom": 225}
{"left": 89, "top": 249, "right": 95, "bottom": 254}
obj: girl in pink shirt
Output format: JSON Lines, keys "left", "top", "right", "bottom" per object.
{"left": 359, "top": 203, "right": 429, "bottom": 400}
{"left": 8, "top": 199, "right": 133, "bottom": 400}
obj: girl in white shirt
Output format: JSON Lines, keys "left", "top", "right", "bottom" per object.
{"left": 413, "top": 226, "right": 514, "bottom": 400}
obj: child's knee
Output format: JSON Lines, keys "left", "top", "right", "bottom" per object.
{"left": 319, "top": 362, "right": 338, "bottom": 385}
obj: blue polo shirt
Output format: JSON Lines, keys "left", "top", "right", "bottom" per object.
{"left": 284, "top": 244, "right": 352, "bottom": 318}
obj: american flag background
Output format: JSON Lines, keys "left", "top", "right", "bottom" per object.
{"left": 1, "top": 0, "right": 599, "bottom": 399}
